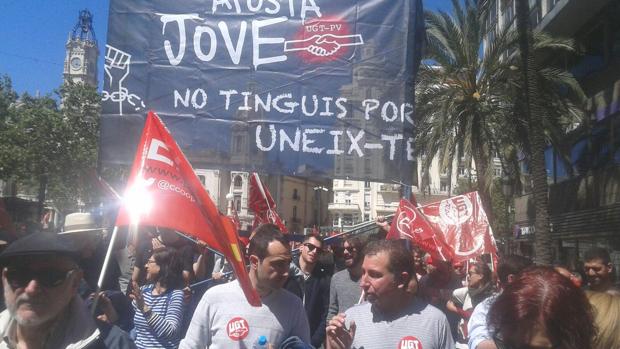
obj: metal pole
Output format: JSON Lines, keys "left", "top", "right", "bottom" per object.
{"left": 91, "top": 225, "right": 119, "bottom": 315}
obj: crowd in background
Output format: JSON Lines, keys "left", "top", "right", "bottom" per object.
{"left": 0, "top": 212, "right": 618, "bottom": 349}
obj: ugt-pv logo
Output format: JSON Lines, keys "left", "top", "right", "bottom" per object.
{"left": 398, "top": 336, "right": 422, "bottom": 349}
{"left": 227, "top": 317, "right": 249, "bottom": 341}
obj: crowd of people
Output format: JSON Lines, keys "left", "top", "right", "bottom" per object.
{"left": 0, "top": 213, "right": 618, "bottom": 349}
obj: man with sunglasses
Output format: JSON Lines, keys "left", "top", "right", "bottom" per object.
{"left": 0, "top": 232, "right": 136, "bottom": 349}
{"left": 284, "top": 235, "right": 331, "bottom": 348}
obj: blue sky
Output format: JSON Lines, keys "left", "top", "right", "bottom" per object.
{"left": 0, "top": 0, "right": 452, "bottom": 97}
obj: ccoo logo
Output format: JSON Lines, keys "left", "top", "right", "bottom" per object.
{"left": 398, "top": 336, "right": 423, "bottom": 349}
{"left": 226, "top": 317, "right": 249, "bottom": 341}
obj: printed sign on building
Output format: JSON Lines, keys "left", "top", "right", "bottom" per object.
{"left": 101, "top": 0, "right": 424, "bottom": 184}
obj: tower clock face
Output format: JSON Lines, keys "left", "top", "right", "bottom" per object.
{"left": 70, "top": 57, "right": 82, "bottom": 70}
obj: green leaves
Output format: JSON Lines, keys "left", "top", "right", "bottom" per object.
{"left": 0, "top": 78, "right": 101, "bottom": 213}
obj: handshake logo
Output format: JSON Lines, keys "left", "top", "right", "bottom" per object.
{"left": 284, "top": 33, "right": 364, "bottom": 57}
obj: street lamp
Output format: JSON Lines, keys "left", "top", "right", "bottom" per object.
{"left": 226, "top": 192, "right": 234, "bottom": 216}
{"left": 313, "top": 186, "right": 328, "bottom": 232}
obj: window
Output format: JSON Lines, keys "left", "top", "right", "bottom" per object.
{"left": 440, "top": 179, "right": 450, "bottom": 193}
{"left": 197, "top": 175, "right": 206, "bottom": 187}
{"left": 364, "top": 181, "right": 371, "bottom": 188}
{"left": 345, "top": 199, "right": 352, "bottom": 205}
{"left": 293, "top": 206, "right": 297, "bottom": 219}
{"left": 343, "top": 214, "right": 353, "bottom": 226}
{"left": 234, "top": 195, "right": 241, "bottom": 212}
{"left": 502, "top": 0, "right": 514, "bottom": 28}
{"left": 364, "top": 214, "right": 370, "bottom": 221}
{"left": 292, "top": 188, "right": 299, "bottom": 200}
{"left": 233, "top": 175, "right": 243, "bottom": 188}
{"left": 494, "top": 168, "right": 503, "bottom": 177}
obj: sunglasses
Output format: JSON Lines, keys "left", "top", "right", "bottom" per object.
{"left": 5, "top": 267, "right": 77, "bottom": 289}
{"left": 343, "top": 246, "right": 356, "bottom": 252}
{"left": 303, "top": 243, "right": 323, "bottom": 253}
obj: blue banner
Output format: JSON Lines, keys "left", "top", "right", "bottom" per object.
{"left": 101, "top": 0, "right": 424, "bottom": 184}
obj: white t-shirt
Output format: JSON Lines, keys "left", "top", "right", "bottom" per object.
{"left": 180, "top": 280, "right": 310, "bottom": 348}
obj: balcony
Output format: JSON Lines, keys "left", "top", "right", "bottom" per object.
{"left": 328, "top": 202, "right": 361, "bottom": 212}
{"left": 537, "top": 0, "right": 610, "bottom": 36}
{"left": 378, "top": 184, "right": 400, "bottom": 193}
{"left": 375, "top": 203, "right": 399, "bottom": 214}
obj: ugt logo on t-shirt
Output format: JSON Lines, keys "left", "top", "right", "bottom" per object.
{"left": 398, "top": 336, "right": 422, "bottom": 349}
{"left": 227, "top": 317, "right": 249, "bottom": 341}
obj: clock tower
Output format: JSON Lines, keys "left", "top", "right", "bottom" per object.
{"left": 63, "top": 10, "right": 98, "bottom": 87}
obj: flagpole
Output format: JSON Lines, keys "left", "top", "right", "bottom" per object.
{"left": 253, "top": 173, "right": 272, "bottom": 211}
{"left": 91, "top": 225, "right": 119, "bottom": 315}
{"left": 173, "top": 230, "right": 224, "bottom": 257}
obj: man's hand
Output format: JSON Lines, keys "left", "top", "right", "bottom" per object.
{"left": 326, "top": 313, "right": 356, "bottom": 349}
{"left": 376, "top": 216, "right": 390, "bottom": 231}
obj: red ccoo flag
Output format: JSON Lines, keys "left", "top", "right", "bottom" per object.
{"left": 249, "top": 173, "right": 288, "bottom": 233}
{"left": 115, "top": 111, "right": 261, "bottom": 306}
{"left": 386, "top": 199, "right": 454, "bottom": 262}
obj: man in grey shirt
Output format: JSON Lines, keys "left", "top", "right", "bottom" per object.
{"left": 180, "top": 224, "right": 310, "bottom": 348}
{"left": 326, "top": 240, "right": 455, "bottom": 349}
{"left": 327, "top": 237, "right": 364, "bottom": 321}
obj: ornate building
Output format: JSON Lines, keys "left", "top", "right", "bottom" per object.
{"left": 63, "top": 10, "right": 98, "bottom": 86}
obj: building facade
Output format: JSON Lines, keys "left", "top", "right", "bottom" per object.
{"left": 484, "top": 0, "right": 620, "bottom": 275}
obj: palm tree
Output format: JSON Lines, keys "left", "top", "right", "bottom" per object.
{"left": 416, "top": 0, "right": 584, "bottom": 236}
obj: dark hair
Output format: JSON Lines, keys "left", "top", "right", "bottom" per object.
{"left": 584, "top": 247, "right": 611, "bottom": 265}
{"left": 364, "top": 239, "right": 414, "bottom": 279}
{"left": 248, "top": 224, "right": 289, "bottom": 260}
{"left": 304, "top": 234, "right": 323, "bottom": 246}
{"left": 488, "top": 266, "right": 595, "bottom": 349}
{"left": 151, "top": 247, "right": 184, "bottom": 290}
{"left": 496, "top": 254, "right": 532, "bottom": 285}
{"left": 471, "top": 261, "right": 492, "bottom": 284}
{"left": 344, "top": 237, "right": 364, "bottom": 252}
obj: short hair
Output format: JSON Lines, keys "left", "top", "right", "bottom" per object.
{"left": 489, "top": 266, "right": 595, "bottom": 349}
{"left": 584, "top": 247, "right": 611, "bottom": 265}
{"left": 151, "top": 247, "right": 184, "bottom": 290}
{"left": 248, "top": 224, "right": 289, "bottom": 260}
{"left": 586, "top": 291, "right": 620, "bottom": 349}
{"left": 497, "top": 254, "right": 532, "bottom": 285}
{"left": 304, "top": 234, "right": 323, "bottom": 246}
{"left": 364, "top": 239, "right": 414, "bottom": 279}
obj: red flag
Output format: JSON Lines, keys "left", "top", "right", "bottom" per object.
{"left": 419, "top": 192, "right": 497, "bottom": 263}
{"left": 249, "top": 173, "right": 288, "bottom": 233}
{"left": 116, "top": 111, "right": 261, "bottom": 306}
{"left": 229, "top": 203, "right": 241, "bottom": 232}
{"left": 386, "top": 199, "right": 454, "bottom": 262}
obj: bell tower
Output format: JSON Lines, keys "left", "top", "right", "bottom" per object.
{"left": 63, "top": 10, "right": 98, "bottom": 86}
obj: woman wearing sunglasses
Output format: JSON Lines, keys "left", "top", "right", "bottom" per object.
{"left": 131, "top": 247, "right": 185, "bottom": 349}
{"left": 487, "top": 266, "right": 595, "bottom": 349}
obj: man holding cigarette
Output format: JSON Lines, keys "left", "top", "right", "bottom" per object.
{"left": 326, "top": 240, "right": 454, "bottom": 349}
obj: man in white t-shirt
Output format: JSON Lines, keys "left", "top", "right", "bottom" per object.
{"left": 180, "top": 224, "right": 310, "bottom": 348}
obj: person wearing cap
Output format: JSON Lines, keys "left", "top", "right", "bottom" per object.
{"left": 61, "top": 212, "right": 121, "bottom": 294}
{"left": 0, "top": 232, "right": 136, "bottom": 348}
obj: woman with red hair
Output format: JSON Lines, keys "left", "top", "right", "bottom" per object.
{"left": 488, "top": 266, "right": 595, "bottom": 349}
